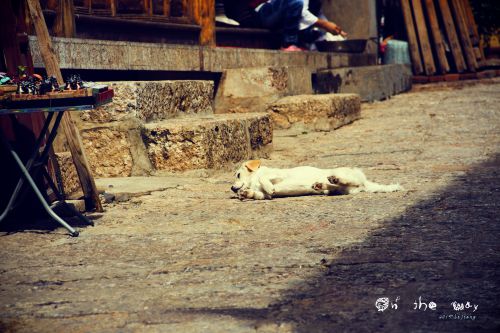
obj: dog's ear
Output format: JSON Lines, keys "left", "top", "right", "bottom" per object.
{"left": 245, "top": 160, "right": 261, "bottom": 172}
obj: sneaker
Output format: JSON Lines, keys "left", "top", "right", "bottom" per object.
{"left": 216, "top": 14, "right": 240, "bottom": 26}
{"left": 280, "top": 45, "right": 306, "bottom": 52}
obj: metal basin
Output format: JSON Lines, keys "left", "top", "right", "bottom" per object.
{"left": 316, "top": 39, "right": 368, "bottom": 53}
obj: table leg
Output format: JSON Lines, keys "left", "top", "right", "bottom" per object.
{"left": 0, "top": 131, "right": 79, "bottom": 237}
{"left": 7, "top": 112, "right": 61, "bottom": 211}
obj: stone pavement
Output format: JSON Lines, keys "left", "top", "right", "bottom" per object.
{"left": 1, "top": 79, "right": 499, "bottom": 333}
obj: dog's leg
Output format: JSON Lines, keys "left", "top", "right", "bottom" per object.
{"left": 327, "top": 175, "right": 360, "bottom": 188}
{"left": 258, "top": 177, "right": 276, "bottom": 199}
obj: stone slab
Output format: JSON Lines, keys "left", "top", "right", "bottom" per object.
{"left": 141, "top": 113, "right": 272, "bottom": 171}
{"left": 80, "top": 81, "right": 214, "bottom": 123}
{"left": 29, "top": 37, "right": 376, "bottom": 72}
{"left": 267, "top": 94, "right": 361, "bottom": 131}
{"left": 215, "top": 66, "right": 313, "bottom": 114}
{"left": 314, "top": 64, "right": 413, "bottom": 102}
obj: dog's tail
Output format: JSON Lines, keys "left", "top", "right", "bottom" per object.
{"left": 364, "top": 181, "right": 403, "bottom": 193}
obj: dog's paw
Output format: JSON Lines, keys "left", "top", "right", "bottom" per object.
{"left": 328, "top": 176, "right": 340, "bottom": 185}
{"left": 312, "top": 182, "right": 324, "bottom": 191}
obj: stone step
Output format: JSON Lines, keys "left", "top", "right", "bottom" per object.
{"left": 313, "top": 64, "right": 412, "bottom": 102}
{"left": 267, "top": 93, "right": 361, "bottom": 132}
{"left": 215, "top": 66, "right": 313, "bottom": 114}
{"left": 57, "top": 113, "right": 272, "bottom": 196}
{"left": 141, "top": 113, "right": 272, "bottom": 172}
{"left": 79, "top": 80, "right": 214, "bottom": 124}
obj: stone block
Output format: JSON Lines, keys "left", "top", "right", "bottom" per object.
{"left": 215, "top": 66, "right": 312, "bottom": 114}
{"left": 314, "top": 64, "right": 412, "bottom": 102}
{"left": 80, "top": 81, "right": 214, "bottom": 123}
{"left": 81, "top": 128, "right": 134, "bottom": 177}
{"left": 267, "top": 94, "right": 360, "bottom": 131}
{"left": 142, "top": 113, "right": 272, "bottom": 171}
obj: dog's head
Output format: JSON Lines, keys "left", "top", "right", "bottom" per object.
{"left": 231, "top": 160, "right": 261, "bottom": 193}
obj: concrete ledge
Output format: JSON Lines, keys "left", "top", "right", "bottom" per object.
{"left": 267, "top": 94, "right": 361, "bottom": 131}
{"left": 141, "top": 113, "right": 272, "bottom": 172}
{"left": 314, "top": 64, "right": 413, "bottom": 102}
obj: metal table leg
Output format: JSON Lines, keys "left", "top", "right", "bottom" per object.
{"left": 0, "top": 114, "right": 80, "bottom": 237}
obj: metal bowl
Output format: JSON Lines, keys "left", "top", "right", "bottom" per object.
{"left": 316, "top": 39, "right": 368, "bottom": 53}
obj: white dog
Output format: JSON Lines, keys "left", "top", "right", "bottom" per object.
{"left": 231, "top": 160, "right": 403, "bottom": 200}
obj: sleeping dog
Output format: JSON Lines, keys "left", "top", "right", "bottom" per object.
{"left": 231, "top": 160, "right": 403, "bottom": 200}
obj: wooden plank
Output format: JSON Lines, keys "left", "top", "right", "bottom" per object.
{"left": 460, "top": 0, "right": 484, "bottom": 61}
{"left": 437, "top": 0, "right": 467, "bottom": 73}
{"left": 412, "top": 0, "right": 436, "bottom": 75}
{"left": 424, "top": 0, "right": 450, "bottom": 73}
{"left": 400, "top": 0, "right": 424, "bottom": 74}
{"left": 460, "top": 0, "right": 478, "bottom": 44}
{"left": 26, "top": 0, "right": 103, "bottom": 212}
{"left": 450, "top": 0, "right": 477, "bottom": 71}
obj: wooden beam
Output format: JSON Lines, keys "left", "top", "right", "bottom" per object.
{"left": 450, "top": 0, "right": 477, "bottom": 71}
{"left": 437, "top": 0, "right": 467, "bottom": 73}
{"left": 424, "top": 0, "right": 450, "bottom": 73}
{"left": 411, "top": 0, "right": 436, "bottom": 75}
{"left": 400, "top": 0, "right": 424, "bottom": 74}
{"left": 26, "top": 0, "right": 103, "bottom": 212}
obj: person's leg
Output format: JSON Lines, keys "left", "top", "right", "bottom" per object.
{"left": 257, "top": 0, "right": 304, "bottom": 47}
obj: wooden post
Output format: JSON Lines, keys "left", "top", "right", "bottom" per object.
{"left": 450, "top": 0, "right": 477, "bottom": 72}
{"left": 411, "top": 0, "right": 436, "bottom": 75}
{"left": 26, "top": 0, "right": 103, "bottom": 212}
{"left": 424, "top": 0, "right": 450, "bottom": 73}
{"left": 437, "top": 0, "right": 467, "bottom": 73}
{"left": 190, "top": 0, "right": 215, "bottom": 46}
{"left": 109, "top": 0, "right": 117, "bottom": 17}
{"left": 163, "top": 0, "right": 171, "bottom": 17}
{"left": 53, "top": 0, "right": 76, "bottom": 38}
{"left": 400, "top": 0, "right": 424, "bottom": 74}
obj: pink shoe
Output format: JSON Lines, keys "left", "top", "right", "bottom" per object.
{"left": 280, "top": 45, "right": 306, "bottom": 52}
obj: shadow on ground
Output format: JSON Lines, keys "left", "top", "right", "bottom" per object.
{"left": 178, "top": 154, "right": 500, "bottom": 332}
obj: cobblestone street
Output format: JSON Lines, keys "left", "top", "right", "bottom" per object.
{"left": 1, "top": 79, "right": 499, "bottom": 332}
